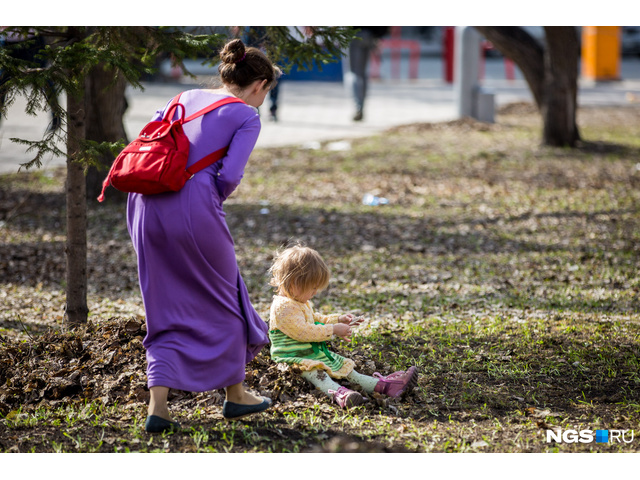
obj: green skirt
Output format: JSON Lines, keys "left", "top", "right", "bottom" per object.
{"left": 269, "top": 328, "right": 349, "bottom": 376}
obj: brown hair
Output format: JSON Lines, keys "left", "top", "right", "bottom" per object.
{"left": 218, "top": 38, "right": 280, "bottom": 90}
{"left": 269, "top": 245, "right": 331, "bottom": 300}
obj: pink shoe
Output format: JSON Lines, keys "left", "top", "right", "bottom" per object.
{"left": 373, "top": 366, "right": 418, "bottom": 398}
{"left": 328, "top": 386, "right": 365, "bottom": 408}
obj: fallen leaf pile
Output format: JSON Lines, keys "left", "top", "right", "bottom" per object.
{"left": 0, "top": 316, "right": 419, "bottom": 423}
{"left": 0, "top": 318, "right": 150, "bottom": 416}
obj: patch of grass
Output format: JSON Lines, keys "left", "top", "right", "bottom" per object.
{"left": 1, "top": 105, "right": 639, "bottom": 452}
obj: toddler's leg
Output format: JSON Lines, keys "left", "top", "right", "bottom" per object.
{"left": 346, "top": 367, "right": 419, "bottom": 398}
{"left": 300, "top": 369, "right": 342, "bottom": 395}
{"left": 301, "top": 370, "right": 364, "bottom": 408}
{"left": 346, "top": 370, "right": 380, "bottom": 393}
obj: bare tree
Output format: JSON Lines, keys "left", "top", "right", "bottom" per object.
{"left": 475, "top": 26, "right": 581, "bottom": 147}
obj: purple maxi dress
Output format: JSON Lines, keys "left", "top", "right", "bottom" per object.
{"left": 127, "top": 89, "right": 269, "bottom": 392}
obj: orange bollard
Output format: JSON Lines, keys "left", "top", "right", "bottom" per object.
{"left": 582, "top": 26, "right": 621, "bottom": 81}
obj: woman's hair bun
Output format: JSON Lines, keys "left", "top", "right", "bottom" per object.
{"left": 218, "top": 37, "right": 280, "bottom": 89}
{"left": 220, "top": 38, "right": 246, "bottom": 65}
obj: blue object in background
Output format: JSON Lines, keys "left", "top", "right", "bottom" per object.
{"left": 283, "top": 55, "right": 343, "bottom": 82}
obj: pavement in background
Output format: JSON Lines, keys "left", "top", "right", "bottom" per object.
{"left": 1, "top": 56, "right": 640, "bottom": 174}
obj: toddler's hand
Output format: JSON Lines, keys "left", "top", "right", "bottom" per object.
{"left": 333, "top": 323, "right": 352, "bottom": 342}
{"left": 349, "top": 315, "right": 365, "bottom": 326}
{"left": 339, "top": 314, "right": 354, "bottom": 324}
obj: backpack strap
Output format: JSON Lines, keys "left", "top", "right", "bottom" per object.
{"left": 182, "top": 96, "right": 247, "bottom": 177}
{"left": 183, "top": 96, "right": 246, "bottom": 123}
{"left": 164, "top": 93, "right": 244, "bottom": 124}
{"left": 163, "top": 93, "right": 184, "bottom": 122}
{"left": 185, "top": 145, "right": 231, "bottom": 178}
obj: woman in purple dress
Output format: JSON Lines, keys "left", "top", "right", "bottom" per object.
{"left": 127, "top": 39, "right": 280, "bottom": 432}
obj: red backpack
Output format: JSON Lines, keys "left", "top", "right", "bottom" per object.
{"left": 97, "top": 93, "right": 245, "bottom": 202}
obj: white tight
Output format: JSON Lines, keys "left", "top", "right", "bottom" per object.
{"left": 301, "top": 369, "right": 379, "bottom": 396}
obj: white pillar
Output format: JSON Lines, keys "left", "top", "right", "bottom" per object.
{"left": 454, "top": 26, "right": 481, "bottom": 119}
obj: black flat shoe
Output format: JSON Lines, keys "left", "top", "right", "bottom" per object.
{"left": 145, "top": 415, "right": 181, "bottom": 433}
{"left": 222, "top": 397, "right": 272, "bottom": 420}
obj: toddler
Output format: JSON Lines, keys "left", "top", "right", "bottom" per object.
{"left": 268, "top": 244, "right": 417, "bottom": 408}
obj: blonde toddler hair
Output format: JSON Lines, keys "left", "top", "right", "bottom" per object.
{"left": 269, "top": 245, "right": 331, "bottom": 299}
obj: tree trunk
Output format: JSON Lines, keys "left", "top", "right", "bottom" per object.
{"left": 474, "top": 26, "right": 545, "bottom": 108}
{"left": 65, "top": 79, "right": 89, "bottom": 325}
{"left": 474, "top": 26, "right": 581, "bottom": 147}
{"left": 85, "top": 64, "right": 129, "bottom": 201}
{"left": 541, "top": 27, "right": 581, "bottom": 146}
